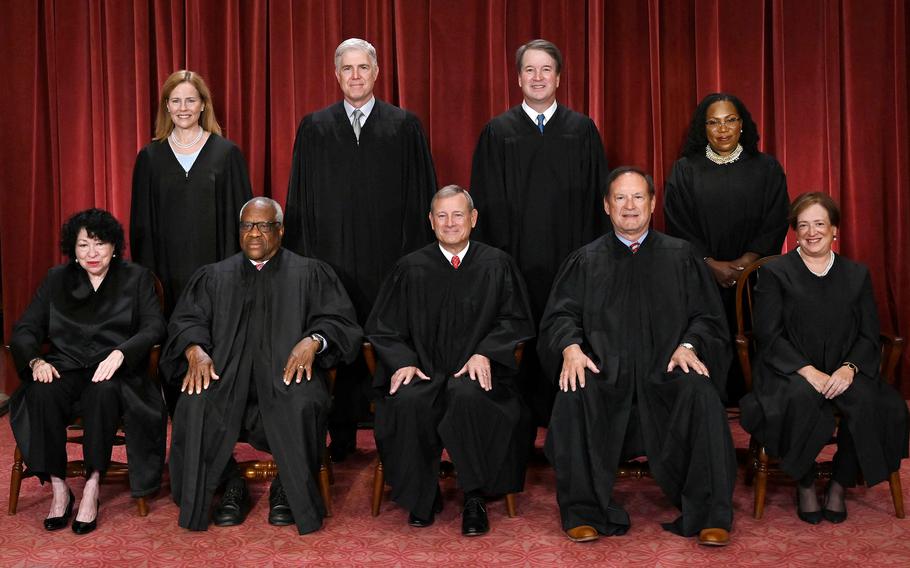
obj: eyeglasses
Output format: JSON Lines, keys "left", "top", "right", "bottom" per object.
{"left": 705, "top": 117, "right": 741, "bottom": 130}
{"left": 239, "top": 221, "right": 281, "bottom": 233}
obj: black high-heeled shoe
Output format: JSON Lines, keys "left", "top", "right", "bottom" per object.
{"left": 795, "top": 486, "right": 823, "bottom": 525}
{"left": 822, "top": 482, "right": 848, "bottom": 524}
{"left": 44, "top": 489, "right": 75, "bottom": 531}
{"left": 72, "top": 500, "right": 100, "bottom": 535}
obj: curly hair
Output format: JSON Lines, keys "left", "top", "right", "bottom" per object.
{"left": 681, "top": 93, "right": 760, "bottom": 158}
{"left": 60, "top": 208, "right": 125, "bottom": 261}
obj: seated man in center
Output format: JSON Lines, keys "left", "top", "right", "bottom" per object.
{"left": 162, "top": 197, "right": 362, "bottom": 534}
{"left": 539, "top": 166, "right": 737, "bottom": 546}
{"left": 366, "top": 185, "right": 535, "bottom": 536}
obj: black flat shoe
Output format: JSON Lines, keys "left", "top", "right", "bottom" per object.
{"left": 72, "top": 500, "right": 100, "bottom": 535}
{"left": 408, "top": 486, "right": 443, "bottom": 528}
{"left": 462, "top": 496, "right": 489, "bottom": 537}
{"left": 213, "top": 478, "right": 250, "bottom": 527}
{"left": 796, "top": 487, "right": 822, "bottom": 525}
{"left": 268, "top": 477, "right": 294, "bottom": 526}
{"left": 44, "top": 489, "right": 75, "bottom": 531}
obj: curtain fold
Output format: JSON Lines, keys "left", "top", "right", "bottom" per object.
{"left": 1, "top": 0, "right": 908, "bottom": 394}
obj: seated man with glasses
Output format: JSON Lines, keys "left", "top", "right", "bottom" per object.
{"left": 162, "top": 197, "right": 362, "bottom": 534}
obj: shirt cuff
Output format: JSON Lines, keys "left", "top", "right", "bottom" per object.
{"left": 311, "top": 333, "right": 328, "bottom": 355}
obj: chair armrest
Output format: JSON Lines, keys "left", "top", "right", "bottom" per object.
{"left": 880, "top": 333, "right": 905, "bottom": 385}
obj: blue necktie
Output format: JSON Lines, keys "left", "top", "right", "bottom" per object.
{"left": 537, "top": 114, "right": 545, "bottom": 134}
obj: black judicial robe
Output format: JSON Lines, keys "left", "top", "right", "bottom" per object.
{"left": 740, "top": 251, "right": 909, "bottom": 484}
{"left": 470, "top": 104, "right": 607, "bottom": 423}
{"left": 9, "top": 261, "right": 166, "bottom": 495}
{"left": 130, "top": 135, "right": 252, "bottom": 314}
{"left": 161, "top": 249, "right": 362, "bottom": 534}
{"left": 539, "top": 232, "right": 736, "bottom": 536}
{"left": 366, "top": 241, "right": 536, "bottom": 518}
{"left": 284, "top": 99, "right": 437, "bottom": 322}
{"left": 664, "top": 151, "right": 788, "bottom": 401}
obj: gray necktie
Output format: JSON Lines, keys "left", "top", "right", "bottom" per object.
{"left": 352, "top": 109, "right": 363, "bottom": 142}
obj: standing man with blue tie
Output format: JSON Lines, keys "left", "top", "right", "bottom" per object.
{"left": 470, "top": 39, "right": 608, "bottom": 428}
{"left": 284, "top": 38, "right": 438, "bottom": 461}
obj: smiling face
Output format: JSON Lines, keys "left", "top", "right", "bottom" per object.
{"left": 239, "top": 202, "right": 284, "bottom": 262}
{"left": 429, "top": 193, "right": 478, "bottom": 254}
{"left": 705, "top": 100, "right": 743, "bottom": 156}
{"left": 795, "top": 203, "right": 837, "bottom": 258}
{"left": 518, "top": 48, "right": 560, "bottom": 111}
{"left": 335, "top": 49, "right": 378, "bottom": 107}
{"left": 604, "top": 172, "right": 655, "bottom": 242}
{"left": 166, "top": 81, "right": 205, "bottom": 131}
{"left": 75, "top": 228, "right": 114, "bottom": 280}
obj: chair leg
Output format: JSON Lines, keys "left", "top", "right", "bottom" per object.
{"left": 8, "top": 445, "right": 24, "bottom": 515}
{"left": 136, "top": 496, "right": 149, "bottom": 517}
{"left": 505, "top": 493, "right": 517, "bottom": 518}
{"left": 319, "top": 457, "right": 333, "bottom": 518}
{"left": 889, "top": 470, "right": 905, "bottom": 519}
{"left": 753, "top": 445, "right": 769, "bottom": 520}
{"left": 744, "top": 438, "right": 758, "bottom": 486}
{"left": 371, "top": 460, "right": 384, "bottom": 517}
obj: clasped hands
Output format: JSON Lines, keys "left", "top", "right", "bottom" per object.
{"left": 559, "top": 343, "right": 710, "bottom": 392}
{"left": 706, "top": 252, "right": 759, "bottom": 289}
{"left": 799, "top": 365, "right": 854, "bottom": 399}
{"left": 388, "top": 353, "right": 492, "bottom": 395}
{"left": 181, "top": 336, "right": 320, "bottom": 395}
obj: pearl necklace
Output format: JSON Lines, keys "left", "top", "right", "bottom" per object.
{"left": 705, "top": 143, "right": 743, "bottom": 165}
{"left": 170, "top": 127, "right": 204, "bottom": 149}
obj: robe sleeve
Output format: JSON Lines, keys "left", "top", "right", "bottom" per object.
{"left": 284, "top": 119, "right": 310, "bottom": 256}
{"left": 364, "top": 264, "right": 421, "bottom": 387}
{"left": 536, "top": 251, "right": 590, "bottom": 383}
{"left": 469, "top": 123, "right": 511, "bottom": 250}
{"left": 752, "top": 265, "right": 810, "bottom": 375}
{"left": 300, "top": 261, "right": 363, "bottom": 369}
{"left": 844, "top": 269, "right": 882, "bottom": 376}
{"left": 115, "top": 267, "right": 166, "bottom": 373}
{"left": 473, "top": 259, "right": 536, "bottom": 370}
{"left": 399, "top": 116, "right": 437, "bottom": 254}
{"left": 9, "top": 272, "right": 53, "bottom": 378}
{"left": 215, "top": 144, "right": 253, "bottom": 260}
{"left": 160, "top": 266, "right": 217, "bottom": 386}
{"left": 663, "top": 159, "right": 710, "bottom": 260}
{"left": 129, "top": 147, "right": 156, "bottom": 267}
{"left": 744, "top": 157, "right": 788, "bottom": 257}
{"left": 679, "top": 249, "right": 731, "bottom": 391}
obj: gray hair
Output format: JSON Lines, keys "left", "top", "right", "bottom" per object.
{"left": 239, "top": 197, "right": 284, "bottom": 223}
{"left": 334, "top": 38, "right": 378, "bottom": 71}
{"left": 430, "top": 185, "right": 474, "bottom": 212}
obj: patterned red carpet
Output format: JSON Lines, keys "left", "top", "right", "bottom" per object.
{"left": 0, "top": 415, "right": 908, "bottom": 567}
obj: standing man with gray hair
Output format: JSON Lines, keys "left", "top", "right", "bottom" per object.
{"left": 470, "top": 39, "right": 608, "bottom": 427}
{"left": 284, "top": 38, "right": 438, "bottom": 461}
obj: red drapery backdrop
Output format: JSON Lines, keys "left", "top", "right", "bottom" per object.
{"left": 1, "top": 0, "right": 908, "bottom": 395}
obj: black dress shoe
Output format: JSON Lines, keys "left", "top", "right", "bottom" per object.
{"left": 796, "top": 487, "right": 823, "bottom": 525}
{"left": 72, "top": 500, "right": 100, "bottom": 535}
{"left": 462, "top": 496, "right": 489, "bottom": 537}
{"left": 268, "top": 477, "right": 294, "bottom": 526}
{"left": 213, "top": 478, "right": 250, "bottom": 527}
{"left": 44, "top": 489, "right": 75, "bottom": 531}
{"left": 408, "top": 486, "right": 444, "bottom": 527}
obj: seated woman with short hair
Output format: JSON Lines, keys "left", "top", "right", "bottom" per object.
{"left": 740, "top": 192, "right": 909, "bottom": 524}
{"left": 9, "top": 208, "right": 166, "bottom": 534}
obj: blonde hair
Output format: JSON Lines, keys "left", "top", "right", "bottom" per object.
{"left": 154, "top": 70, "right": 222, "bottom": 141}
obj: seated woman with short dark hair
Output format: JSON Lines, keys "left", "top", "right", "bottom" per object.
{"left": 740, "top": 192, "right": 909, "bottom": 524}
{"left": 9, "top": 208, "right": 166, "bottom": 534}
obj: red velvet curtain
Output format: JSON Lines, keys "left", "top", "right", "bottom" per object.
{"left": 1, "top": 0, "right": 908, "bottom": 394}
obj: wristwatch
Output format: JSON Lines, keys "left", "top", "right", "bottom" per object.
{"left": 679, "top": 342, "right": 696, "bottom": 354}
{"left": 310, "top": 333, "right": 327, "bottom": 354}
{"left": 842, "top": 361, "right": 859, "bottom": 375}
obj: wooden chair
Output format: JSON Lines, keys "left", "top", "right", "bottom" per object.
{"left": 734, "top": 256, "right": 906, "bottom": 519}
{"left": 8, "top": 275, "right": 167, "bottom": 517}
{"left": 364, "top": 342, "right": 520, "bottom": 518}
{"left": 234, "top": 368, "right": 336, "bottom": 517}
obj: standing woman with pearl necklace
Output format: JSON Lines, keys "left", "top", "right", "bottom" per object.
{"left": 129, "top": 70, "right": 252, "bottom": 411}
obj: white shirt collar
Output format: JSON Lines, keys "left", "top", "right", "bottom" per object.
{"left": 615, "top": 230, "right": 649, "bottom": 249}
{"left": 522, "top": 100, "right": 558, "bottom": 126}
{"left": 343, "top": 96, "right": 376, "bottom": 125}
{"left": 438, "top": 242, "right": 470, "bottom": 264}
{"left": 248, "top": 258, "right": 270, "bottom": 267}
